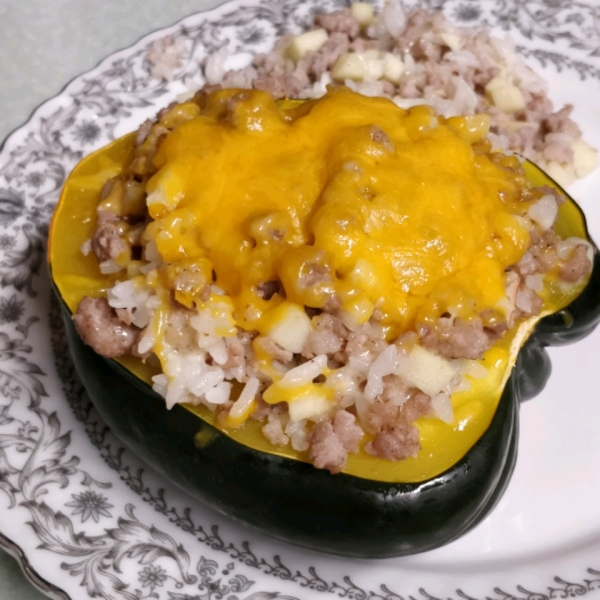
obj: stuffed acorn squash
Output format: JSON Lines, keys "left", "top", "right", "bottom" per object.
{"left": 49, "top": 88, "right": 600, "bottom": 557}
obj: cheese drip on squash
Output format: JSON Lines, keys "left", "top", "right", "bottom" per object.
{"left": 144, "top": 87, "right": 531, "bottom": 336}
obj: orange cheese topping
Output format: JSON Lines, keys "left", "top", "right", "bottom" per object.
{"left": 144, "top": 87, "right": 531, "bottom": 336}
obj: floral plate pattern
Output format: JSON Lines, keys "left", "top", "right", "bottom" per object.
{"left": 1, "top": 0, "right": 600, "bottom": 598}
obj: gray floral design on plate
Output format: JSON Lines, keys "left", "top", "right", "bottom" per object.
{"left": 138, "top": 564, "right": 168, "bottom": 590}
{"left": 71, "top": 120, "right": 103, "bottom": 147}
{"left": 0, "top": 294, "right": 25, "bottom": 324}
{"left": 453, "top": 3, "right": 483, "bottom": 23}
{"left": 65, "top": 490, "right": 114, "bottom": 523}
{"left": 0, "top": 0, "right": 600, "bottom": 599}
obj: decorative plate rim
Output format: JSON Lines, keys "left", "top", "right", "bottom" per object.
{"left": 1, "top": 1, "right": 600, "bottom": 599}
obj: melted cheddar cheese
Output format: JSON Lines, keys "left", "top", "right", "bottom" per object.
{"left": 143, "top": 87, "right": 532, "bottom": 337}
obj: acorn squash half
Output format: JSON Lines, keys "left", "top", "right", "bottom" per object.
{"left": 48, "top": 132, "right": 600, "bottom": 558}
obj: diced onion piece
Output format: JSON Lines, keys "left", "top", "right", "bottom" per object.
{"left": 528, "top": 194, "right": 558, "bottom": 230}
{"left": 332, "top": 53, "right": 368, "bottom": 81}
{"left": 440, "top": 32, "right": 462, "bottom": 51}
{"left": 485, "top": 77, "right": 526, "bottom": 113}
{"left": 332, "top": 50, "right": 387, "bottom": 82}
{"left": 525, "top": 274, "right": 544, "bottom": 293}
{"left": 382, "top": 53, "right": 404, "bottom": 84}
{"left": 515, "top": 287, "right": 534, "bottom": 313}
{"left": 543, "top": 160, "right": 575, "bottom": 188}
{"left": 204, "top": 46, "right": 230, "bottom": 85}
{"left": 572, "top": 138, "right": 599, "bottom": 179}
{"left": 395, "top": 345, "right": 456, "bottom": 397}
{"left": 362, "top": 50, "right": 385, "bottom": 80}
{"left": 325, "top": 366, "right": 361, "bottom": 397}
{"left": 499, "top": 272, "right": 519, "bottom": 317}
{"left": 266, "top": 303, "right": 311, "bottom": 353}
{"left": 288, "top": 393, "right": 332, "bottom": 422}
{"left": 557, "top": 239, "right": 576, "bottom": 260}
{"left": 286, "top": 29, "right": 328, "bottom": 62}
{"left": 351, "top": 2, "right": 374, "bottom": 26}
{"left": 107, "top": 279, "right": 138, "bottom": 308}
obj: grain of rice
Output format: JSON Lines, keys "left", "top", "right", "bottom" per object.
{"left": 515, "top": 287, "right": 535, "bottom": 314}
{"left": 208, "top": 338, "right": 229, "bottom": 366}
{"left": 432, "top": 392, "right": 453, "bottom": 424}
{"left": 137, "top": 320, "right": 157, "bottom": 356}
{"left": 279, "top": 354, "right": 328, "bottom": 387}
{"left": 99, "top": 259, "right": 122, "bottom": 274}
{"left": 205, "top": 381, "right": 233, "bottom": 405}
{"left": 285, "top": 419, "right": 310, "bottom": 451}
{"left": 528, "top": 195, "right": 558, "bottom": 230}
{"left": 365, "top": 345, "right": 398, "bottom": 401}
{"left": 204, "top": 46, "right": 230, "bottom": 86}
{"left": 230, "top": 377, "right": 260, "bottom": 420}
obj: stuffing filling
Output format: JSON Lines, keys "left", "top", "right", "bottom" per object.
{"left": 72, "top": 7, "right": 595, "bottom": 474}
{"left": 197, "top": 3, "right": 598, "bottom": 188}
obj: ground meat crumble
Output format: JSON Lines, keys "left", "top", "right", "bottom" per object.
{"left": 73, "top": 297, "right": 141, "bottom": 358}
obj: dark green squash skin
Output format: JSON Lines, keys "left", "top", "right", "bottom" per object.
{"left": 53, "top": 250, "right": 599, "bottom": 558}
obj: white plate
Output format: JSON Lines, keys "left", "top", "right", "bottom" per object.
{"left": 1, "top": 0, "right": 600, "bottom": 598}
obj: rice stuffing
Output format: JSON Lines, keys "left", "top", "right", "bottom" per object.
{"left": 202, "top": 3, "right": 598, "bottom": 187}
